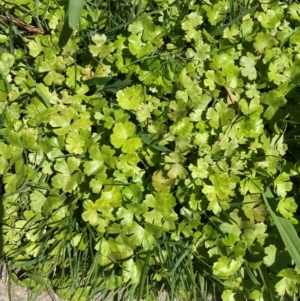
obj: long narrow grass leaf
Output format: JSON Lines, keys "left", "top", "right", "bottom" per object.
{"left": 68, "top": 0, "right": 85, "bottom": 29}
{"left": 262, "top": 188, "right": 300, "bottom": 269}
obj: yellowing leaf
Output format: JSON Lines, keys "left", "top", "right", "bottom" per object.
{"left": 116, "top": 85, "right": 142, "bottom": 110}
{"left": 89, "top": 34, "right": 115, "bottom": 58}
{"left": 152, "top": 170, "right": 174, "bottom": 192}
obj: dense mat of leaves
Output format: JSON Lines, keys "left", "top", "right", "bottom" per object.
{"left": 1, "top": 0, "right": 300, "bottom": 300}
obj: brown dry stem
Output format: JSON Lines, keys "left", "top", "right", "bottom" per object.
{"left": 218, "top": 85, "right": 240, "bottom": 146}
{"left": 0, "top": 15, "right": 48, "bottom": 35}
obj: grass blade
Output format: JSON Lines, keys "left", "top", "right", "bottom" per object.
{"left": 68, "top": 0, "right": 85, "bottom": 30}
{"left": 262, "top": 188, "right": 300, "bottom": 269}
{"left": 209, "top": 4, "right": 258, "bottom": 36}
{"left": 59, "top": 0, "right": 85, "bottom": 47}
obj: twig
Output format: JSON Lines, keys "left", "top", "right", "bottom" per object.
{"left": 0, "top": 15, "right": 49, "bottom": 35}
{"left": 274, "top": 119, "right": 288, "bottom": 147}
{"left": 218, "top": 114, "right": 239, "bottom": 146}
{"left": 218, "top": 85, "right": 240, "bottom": 145}
{"left": 223, "top": 84, "right": 236, "bottom": 104}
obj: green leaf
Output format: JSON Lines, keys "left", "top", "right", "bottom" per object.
{"left": 203, "top": 2, "right": 228, "bottom": 26}
{"left": 89, "top": 34, "right": 115, "bottom": 58}
{"left": 82, "top": 199, "right": 99, "bottom": 226}
{"left": 189, "top": 158, "right": 209, "bottom": 179}
{"left": 268, "top": 62, "right": 288, "bottom": 85}
{"left": 3, "top": 159, "right": 27, "bottom": 193}
{"left": 274, "top": 172, "right": 293, "bottom": 197}
{"left": 52, "top": 157, "right": 82, "bottom": 192}
{"left": 240, "top": 177, "right": 264, "bottom": 195}
{"left": 223, "top": 24, "right": 240, "bottom": 43}
{"left": 204, "top": 70, "right": 216, "bottom": 90}
{"left": 49, "top": 108, "right": 74, "bottom": 128}
{"left": 90, "top": 173, "right": 111, "bottom": 193}
{"left": 110, "top": 122, "right": 142, "bottom": 153}
{"left": 181, "top": 12, "right": 203, "bottom": 41}
{"left": 28, "top": 37, "right": 43, "bottom": 57}
{"left": 213, "top": 256, "right": 244, "bottom": 280}
{"left": 44, "top": 70, "right": 65, "bottom": 86}
{"left": 30, "top": 190, "right": 47, "bottom": 213}
{"left": 116, "top": 85, "right": 142, "bottom": 110}
{"left": 116, "top": 207, "right": 134, "bottom": 226}
{"left": 65, "top": 130, "right": 85, "bottom": 154}
{"left": 84, "top": 145, "right": 106, "bottom": 176}
{"left": 242, "top": 195, "right": 268, "bottom": 222}
{"left": 206, "top": 100, "right": 234, "bottom": 129}
{"left": 277, "top": 197, "right": 297, "bottom": 220}
{"left": 221, "top": 290, "right": 236, "bottom": 301}
{"left": 257, "top": 7, "right": 283, "bottom": 29}
{"left": 128, "top": 35, "right": 153, "bottom": 58}
{"left": 127, "top": 221, "right": 160, "bottom": 250}
{"left": 203, "top": 174, "right": 240, "bottom": 214}
{"left": 253, "top": 32, "right": 276, "bottom": 54}
{"left": 165, "top": 152, "right": 188, "bottom": 179}
{"left": 275, "top": 268, "right": 300, "bottom": 296}
{"left": 101, "top": 145, "right": 118, "bottom": 168}
{"left": 0, "top": 52, "right": 15, "bottom": 75}
{"left": 240, "top": 54, "right": 257, "bottom": 80}
{"left": 152, "top": 170, "right": 174, "bottom": 192}
{"left": 122, "top": 185, "right": 143, "bottom": 203}
{"left": 122, "top": 258, "right": 141, "bottom": 284}
{"left": 143, "top": 193, "right": 178, "bottom": 231}
{"left": 263, "top": 245, "right": 276, "bottom": 267}
{"left": 95, "top": 187, "right": 122, "bottom": 221}
{"left": 260, "top": 90, "right": 286, "bottom": 120}
{"left": 170, "top": 117, "right": 193, "bottom": 136}
{"left": 22, "top": 130, "right": 39, "bottom": 151}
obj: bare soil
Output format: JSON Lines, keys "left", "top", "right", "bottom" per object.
{"left": 0, "top": 267, "right": 65, "bottom": 301}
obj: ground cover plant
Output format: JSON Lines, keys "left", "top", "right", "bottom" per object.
{"left": 1, "top": 0, "right": 300, "bottom": 300}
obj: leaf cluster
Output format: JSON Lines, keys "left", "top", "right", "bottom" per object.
{"left": 1, "top": 0, "right": 300, "bottom": 300}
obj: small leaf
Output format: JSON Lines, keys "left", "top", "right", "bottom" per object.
{"left": 263, "top": 245, "right": 276, "bottom": 267}
{"left": 82, "top": 199, "right": 98, "bottom": 226}
{"left": 28, "top": 38, "right": 43, "bottom": 57}
{"left": 277, "top": 197, "right": 297, "bottom": 220}
{"left": 30, "top": 190, "right": 47, "bottom": 213}
{"left": 213, "top": 256, "right": 244, "bottom": 279}
{"left": 110, "top": 122, "right": 142, "bottom": 153}
{"left": 0, "top": 52, "right": 15, "bottom": 75}
{"left": 122, "top": 258, "right": 141, "bottom": 284}
{"left": 116, "top": 85, "right": 142, "bottom": 110}
{"left": 189, "top": 158, "right": 209, "bottom": 179}
{"left": 152, "top": 170, "right": 174, "bottom": 192}
{"left": 240, "top": 54, "right": 257, "bottom": 80}
{"left": 52, "top": 158, "right": 82, "bottom": 192}
{"left": 274, "top": 172, "right": 293, "bottom": 197}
